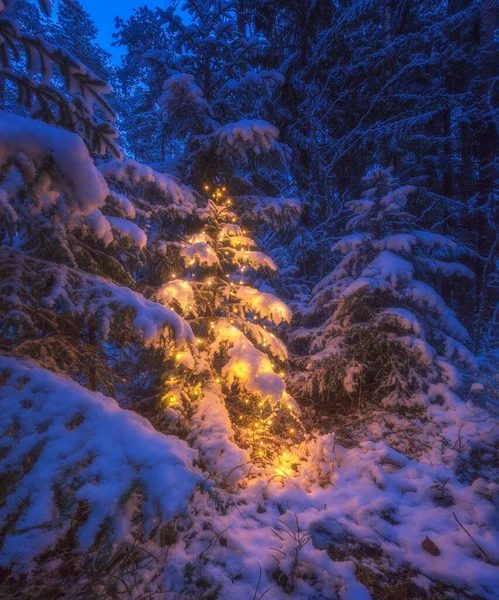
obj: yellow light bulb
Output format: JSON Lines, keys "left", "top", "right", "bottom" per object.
{"left": 289, "top": 428, "right": 295, "bottom": 434}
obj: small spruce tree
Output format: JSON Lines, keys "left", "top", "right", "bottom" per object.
{"left": 154, "top": 185, "right": 301, "bottom": 482}
{"left": 291, "top": 168, "right": 477, "bottom": 409}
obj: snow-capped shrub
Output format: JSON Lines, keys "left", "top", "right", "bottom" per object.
{"left": 0, "top": 357, "right": 200, "bottom": 571}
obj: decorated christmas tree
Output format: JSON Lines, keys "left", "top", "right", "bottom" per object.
{"left": 154, "top": 185, "right": 301, "bottom": 482}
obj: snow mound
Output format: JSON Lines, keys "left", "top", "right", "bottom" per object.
{"left": 0, "top": 357, "right": 201, "bottom": 570}
{"left": 190, "top": 386, "right": 250, "bottom": 485}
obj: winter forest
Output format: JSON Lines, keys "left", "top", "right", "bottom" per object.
{"left": 0, "top": 0, "right": 498, "bottom": 597}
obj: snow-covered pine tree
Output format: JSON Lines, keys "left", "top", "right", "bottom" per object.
{"left": 0, "top": 0, "right": 202, "bottom": 397}
{"left": 52, "top": 0, "right": 113, "bottom": 82}
{"left": 0, "top": 1, "right": 202, "bottom": 582}
{"left": 112, "top": 5, "right": 173, "bottom": 163}
{"left": 0, "top": 0, "right": 119, "bottom": 156}
{"left": 291, "top": 168, "right": 477, "bottom": 409}
{"left": 153, "top": 185, "right": 301, "bottom": 483}
{"left": 136, "top": 0, "right": 300, "bottom": 222}
{"left": 0, "top": 97, "right": 195, "bottom": 400}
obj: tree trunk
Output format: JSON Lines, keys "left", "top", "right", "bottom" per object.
{"left": 474, "top": 0, "right": 497, "bottom": 350}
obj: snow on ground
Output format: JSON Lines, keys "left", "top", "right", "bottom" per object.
{"left": 163, "top": 388, "right": 499, "bottom": 600}
{"left": 1, "top": 358, "right": 498, "bottom": 598}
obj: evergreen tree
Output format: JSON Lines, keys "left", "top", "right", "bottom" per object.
{"left": 151, "top": 184, "right": 300, "bottom": 482}
{"left": 53, "top": 0, "right": 113, "bottom": 82}
{"left": 0, "top": 0, "right": 202, "bottom": 400}
{"left": 0, "top": 0, "right": 201, "bottom": 584}
{"left": 112, "top": 5, "right": 172, "bottom": 163}
{"left": 291, "top": 168, "right": 477, "bottom": 408}
{"left": 138, "top": 0, "right": 290, "bottom": 197}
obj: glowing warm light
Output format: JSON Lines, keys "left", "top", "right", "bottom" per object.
{"left": 289, "top": 427, "right": 295, "bottom": 434}
{"left": 232, "top": 360, "right": 250, "bottom": 380}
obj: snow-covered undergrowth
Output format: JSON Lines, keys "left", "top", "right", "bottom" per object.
{"left": 157, "top": 388, "right": 499, "bottom": 600}
{"left": 0, "top": 357, "right": 200, "bottom": 572}
{"left": 0, "top": 359, "right": 499, "bottom": 600}
{"left": 3, "top": 355, "right": 497, "bottom": 598}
